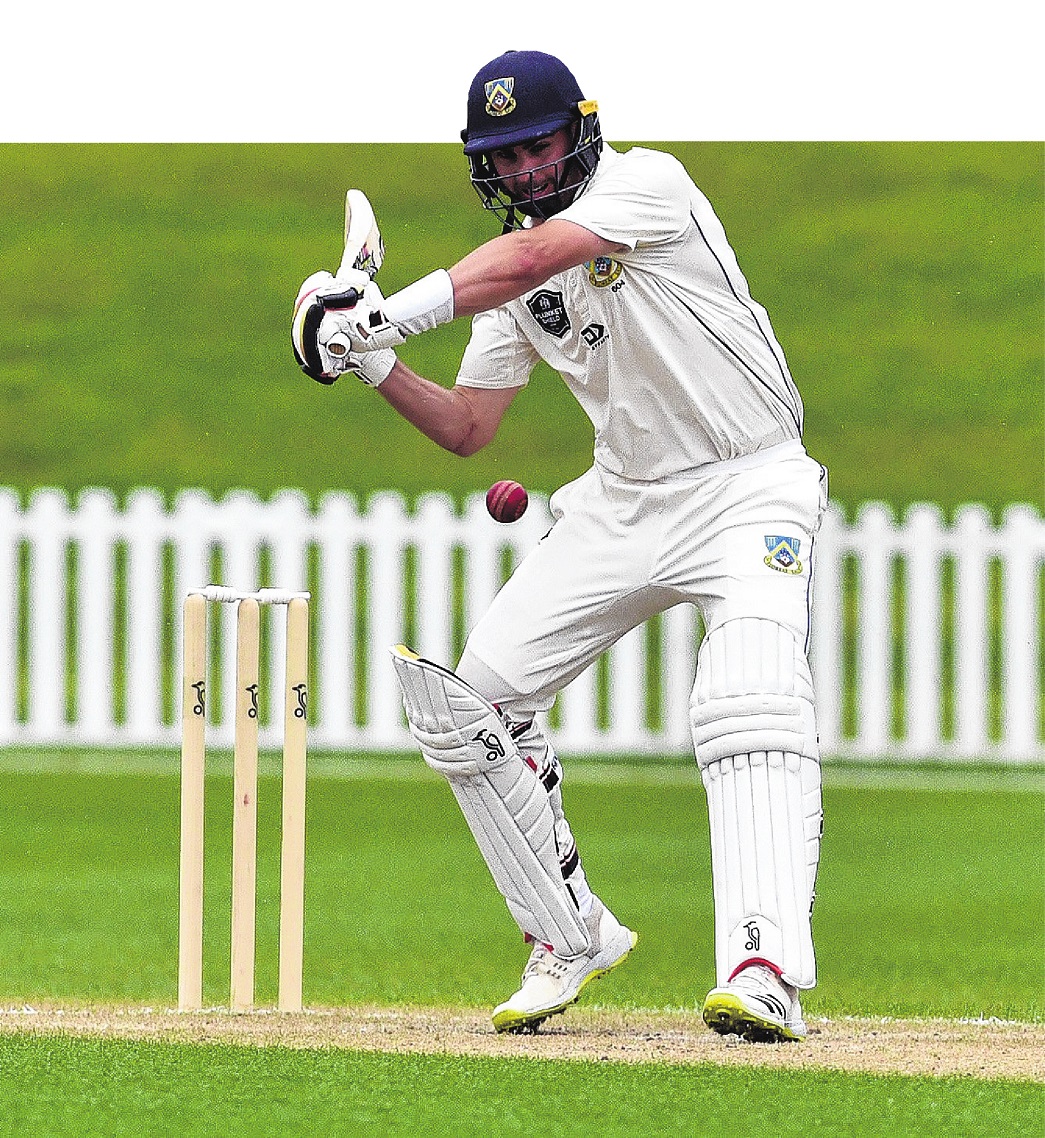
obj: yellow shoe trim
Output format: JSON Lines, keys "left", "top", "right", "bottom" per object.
{"left": 702, "top": 990, "right": 802, "bottom": 1043}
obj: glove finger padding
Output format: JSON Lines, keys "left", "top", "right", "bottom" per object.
{"left": 341, "top": 346, "right": 397, "bottom": 387}
{"left": 317, "top": 282, "right": 405, "bottom": 354}
{"left": 315, "top": 268, "right": 375, "bottom": 312}
{"left": 292, "top": 271, "right": 337, "bottom": 382}
{"left": 352, "top": 306, "right": 408, "bottom": 352}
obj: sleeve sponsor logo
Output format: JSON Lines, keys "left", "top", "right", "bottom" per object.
{"left": 581, "top": 322, "right": 607, "bottom": 349}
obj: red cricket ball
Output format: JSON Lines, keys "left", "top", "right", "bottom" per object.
{"left": 486, "top": 479, "right": 528, "bottom": 523}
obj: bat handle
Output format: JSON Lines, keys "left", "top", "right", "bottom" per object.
{"left": 319, "top": 287, "right": 360, "bottom": 310}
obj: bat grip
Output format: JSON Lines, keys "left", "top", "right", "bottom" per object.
{"left": 319, "top": 287, "right": 360, "bottom": 310}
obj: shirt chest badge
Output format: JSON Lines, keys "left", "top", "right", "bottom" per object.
{"left": 526, "top": 289, "right": 571, "bottom": 338}
{"left": 586, "top": 256, "right": 624, "bottom": 288}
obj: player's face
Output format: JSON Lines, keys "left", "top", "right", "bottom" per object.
{"left": 489, "top": 126, "right": 577, "bottom": 212}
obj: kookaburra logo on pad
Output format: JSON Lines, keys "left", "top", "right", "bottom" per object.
{"left": 473, "top": 730, "right": 505, "bottom": 762}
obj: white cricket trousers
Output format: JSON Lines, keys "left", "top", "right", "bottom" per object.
{"left": 459, "top": 440, "right": 828, "bottom": 712}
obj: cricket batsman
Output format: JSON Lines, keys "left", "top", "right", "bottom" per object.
{"left": 292, "top": 50, "right": 828, "bottom": 1042}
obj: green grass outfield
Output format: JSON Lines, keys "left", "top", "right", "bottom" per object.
{"left": 0, "top": 1035, "right": 1039, "bottom": 1138}
{"left": 0, "top": 751, "right": 1041, "bottom": 1017}
{"left": 0, "top": 751, "right": 1041, "bottom": 1134}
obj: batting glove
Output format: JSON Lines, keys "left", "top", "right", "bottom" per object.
{"left": 319, "top": 292, "right": 408, "bottom": 355}
{"left": 331, "top": 269, "right": 456, "bottom": 355}
{"left": 336, "top": 346, "right": 398, "bottom": 388}
{"left": 292, "top": 270, "right": 396, "bottom": 382}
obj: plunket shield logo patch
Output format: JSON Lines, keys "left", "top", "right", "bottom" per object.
{"left": 764, "top": 535, "right": 803, "bottom": 574}
{"left": 526, "top": 289, "right": 571, "bottom": 338}
{"left": 484, "top": 77, "right": 516, "bottom": 117}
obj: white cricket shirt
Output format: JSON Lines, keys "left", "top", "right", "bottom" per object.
{"left": 456, "top": 145, "right": 805, "bottom": 482}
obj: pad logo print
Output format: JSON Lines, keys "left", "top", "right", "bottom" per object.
{"left": 526, "top": 289, "right": 571, "bottom": 338}
{"left": 484, "top": 77, "right": 516, "bottom": 117}
{"left": 743, "top": 921, "right": 761, "bottom": 951}
{"left": 586, "top": 256, "right": 623, "bottom": 288}
{"left": 764, "top": 535, "right": 803, "bottom": 575}
{"left": 473, "top": 729, "right": 505, "bottom": 762}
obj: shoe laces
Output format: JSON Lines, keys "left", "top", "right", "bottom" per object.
{"left": 522, "top": 944, "right": 570, "bottom": 982}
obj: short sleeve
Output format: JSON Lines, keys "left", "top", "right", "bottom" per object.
{"left": 556, "top": 147, "right": 693, "bottom": 252}
{"left": 455, "top": 307, "right": 541, "bottom": 389}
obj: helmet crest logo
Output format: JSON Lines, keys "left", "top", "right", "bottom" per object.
{"left": 484, "top": 77, "right": 516, "bottom": 117}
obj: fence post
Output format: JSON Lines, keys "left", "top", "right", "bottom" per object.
{"left": 460, "top": 494, "right": 505, "bottom": 640}
{"left": 953, "top": 505, "right": 991, "bottom": 756}
{"left": 904, "top": 504, "right": 945, "bottom": 755}
{"left": 605, "top": 625, "right": 648, "bottom": 751}
{"left": 854, "top": 503, "right": 895, "bottom": 755}
{"left": 123, "top": 489, "right": 169, "bottom": 743}
{"left": 312, "top": 492, "right": 360, "bottom": 749}
{"left": 25, "top": 490, "right": 70, "bottom": 742}
{"left": 71, "top": 489, "right": 118, "bottom": 743}
{"left": 365, "top": 493, "right": 411, "bottom": 745}
{"left": 412, "top": 494, "right": 457, "bottom": 665}
{"left": 1002, "top": 505, "right": 1043, "bottom": 759}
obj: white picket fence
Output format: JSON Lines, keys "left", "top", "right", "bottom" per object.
{"left": 0, "top": 487, "right": 1041, "bottom": 762}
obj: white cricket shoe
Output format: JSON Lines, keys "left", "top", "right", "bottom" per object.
{"left": 491, "top": 898, "right": 637, "bottom": 1034}
{"left": 702, "top": 963, "right": 808, "bottom": 1042}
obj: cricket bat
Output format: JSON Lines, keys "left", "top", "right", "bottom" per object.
{"left": 320, "top": 189, "right": 385, "bottom": 310}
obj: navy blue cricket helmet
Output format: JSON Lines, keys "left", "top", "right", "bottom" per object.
{"left": 461, "top": 50, "right": 602, "bottom": 231}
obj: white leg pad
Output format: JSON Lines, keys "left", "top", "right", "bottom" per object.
{"left": 703, "top": 751, "right": 821, "bottom": 989}
{"left": 690, "top": 617, "right": 820, "bottom": 765}
{"left": 690, "top": 618, "right": 822, "bottom": 989}
{"left": 389, "top": 646, "right": 590, "bottom": 957}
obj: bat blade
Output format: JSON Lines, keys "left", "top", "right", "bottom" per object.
{"left": 337, "top": 189, "right": 384, "bottom": 279}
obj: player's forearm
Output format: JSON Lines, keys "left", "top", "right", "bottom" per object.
{"left": 377, "top": 361, "right": 488, "bottom": 457}
{"left": 372, "top": 232, "right": 552, "bottom": 334}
